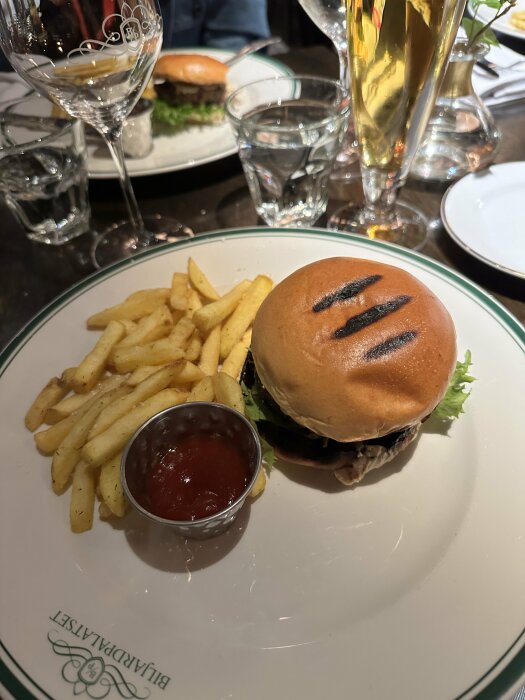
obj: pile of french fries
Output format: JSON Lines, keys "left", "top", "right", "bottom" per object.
{"left": 510, "top": 10, "right": 525, "bottom": 31}
{"left": 24, "top": 258, "right": 273, "bottom": 534}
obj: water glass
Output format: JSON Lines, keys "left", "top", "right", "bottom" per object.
{"left": 225, "top": 75, "right": 349, "bottom": 228}
{"left": 0, "top": 94, "right": 90, "bottom": 245}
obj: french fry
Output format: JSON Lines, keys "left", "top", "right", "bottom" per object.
{"left": 219, "top": 275, "right": 272, "bottom": 360}
{"left": 35, "top": 380, "right": 130, "bottom": 455}
{"left": 126, "top": 364, "right": 167, "bottom": 386}
{"left": 510, "top": 10, "right": 525, "bottom": 29}
{"left": 51, "top": 385, "right": 129, "bottom": 492}
{"left": 212, "top": 372, "right": 245, "bottom": 415}
{"left": 60, "top": 367, "right": 78, "bottom": 388}
{"left": 99, "top": 451, "right": 127, "bottom": 517}
{"left": 185, "top": 331, "right": 203, "bottom": 362}
{"left": 25, "top": 376, "right": 69, "bottom": 431}
{"left": 249, "top": 468, "right": 266, "bottom": 498}
{"left": 71, "top": 320, "right": 125, "bottom": 393}
{"left": 186, "top": 376, "right": 215, "bottom": 403}
{"left": 114, "top": 305, "right": 173, "bottom": 350}
{"left": 168, "top": 316, "right": 196, "bottom": 347}
{"left": 169, "top": 272, "right": 189, "bottom": 312}
{"left": 44, "top": 374, "right": 125, "bottom": 424}
{"left": 88, "top": 364, "right": 185, "bottom": 439}
{"left": 86, "top": 289, "right": 170, "bottom": 329}
{"left": 168, "top": 361, "right": 205, "bottom": 386}
{"left": 192, "top": 279, "right": 251, "bottom": 335}
{"left": 187, "top": 257, "right": 220, "bottom": 301}
{"left": 82, "top": 388, "right": 187, "bottom": 467}
{"left": 111, "top": 337, "right": 186, "bottom": 374}
{"left": 111, "top": 317, "right": 194, "bottom": 374}
{"left": 119, "top": 320, "right": 137, "bottom": 334}
{"left": 185, "top": 289, "right": 203, "bottom": 318}
{"left": 69, "top": 461, "right": 97, "bottom": 533}
{"left": 198, "top": 324, "right": 221, "bottom": 377}
{"left": 221, "top": 329, "right": 252, "bottom": 380}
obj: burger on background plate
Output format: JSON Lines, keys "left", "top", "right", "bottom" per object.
{"left": 242, "top": 257, "right": 474, "bottom": 485}
{"left": 151, "top": 53, "right": 228, "bottom": 129}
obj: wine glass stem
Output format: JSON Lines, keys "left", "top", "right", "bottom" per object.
{"left": 361, "top": 166, "right": 399, "bottom": 224}
{"left": 102, "top": 132, "right": 146, "bottom": 238}
{"left": 336, "top": 45, "right": 349, "bottom": 89}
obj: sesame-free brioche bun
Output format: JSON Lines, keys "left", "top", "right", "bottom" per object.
{"left": 153, "top": 54, "right": 228, "bottom": 85}
{"left": 251, "top": 257, "right": 457, "bottom": 443}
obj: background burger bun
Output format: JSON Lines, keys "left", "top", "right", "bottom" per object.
{"left": 153, "top": 54, "right": 228, "bottom": 85}
{"left": 251, "top": 257, "right": 457, "bottom": 442}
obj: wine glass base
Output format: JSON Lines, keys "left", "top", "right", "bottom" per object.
{"left": 91, "top": 215, "right": 194, "bottom": 268}
{"left": 328, "top": 201, "right": 428, "bottom": 251}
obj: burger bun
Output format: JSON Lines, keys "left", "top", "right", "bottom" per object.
{"left": 153, "top": 54, "right": 228, "bottom": 85}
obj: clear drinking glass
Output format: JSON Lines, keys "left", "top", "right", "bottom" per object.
{"left": 330, "top": 0, "right": 467, "bottom": 249}
{"left": 225, "top": 75, "right": 350, "bottom": 228}
{"left": 0, "top": 0, "right": 191, "bottom": 267}
{"left": 0, "top": 94, "right": 90, "bottom": 245}
{"left": 296, "top": 0, "right": 359, "bottom": 181}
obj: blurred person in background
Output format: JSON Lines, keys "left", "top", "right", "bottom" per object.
{"left": 0, "top": 0, "right": 270, "bottom": 75}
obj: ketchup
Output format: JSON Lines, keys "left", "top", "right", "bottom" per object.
{"left": 144, "top": 432, "right": 251, "bottom": 521}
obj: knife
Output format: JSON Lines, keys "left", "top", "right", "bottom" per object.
{"left": 476, "top": 58, "right": 500, "bottom": 78}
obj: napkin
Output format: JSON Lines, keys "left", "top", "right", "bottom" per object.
{"left": 0, "top": 71, "right": 31, "bottom": 104}
{"left": 472, "top": 43, "right": 525, "bottom": 107}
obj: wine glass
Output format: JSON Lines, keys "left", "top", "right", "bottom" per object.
{"left": 0, "top": 0, "right": 192, "bottom": 267}
{"left": 296, "top": 0, "right": 359, "bottom": 181}
{"left": 330, "top": 0, "right": 467, "bottom": 249}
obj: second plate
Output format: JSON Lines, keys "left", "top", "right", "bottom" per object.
{"left": 441, "top": 161, "right": 525, "bottom": 279}
{"left": 87, "top": 49, "right": 293, "bottom": 179}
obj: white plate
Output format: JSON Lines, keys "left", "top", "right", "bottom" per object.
{"left": 441, "top": 161, "right": 525, "bottom": 279}
{"left": 1, "top": 229, "right": 525, "bottom": 700}
{"left": 468, "top": 0, "right": 525, "bottom": 42}
{"left": 87, "top": 49, "right": 293, "bottom": 179}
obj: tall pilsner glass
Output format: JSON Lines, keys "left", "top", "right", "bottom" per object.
{"left": 332, "top": 0, "right": 467, "bottom": 249}
{"left": 0, "top": 0, "right": 191, "bottom": 266}
{"left": 296, "top": 0, "right": 359, "bottom": 181}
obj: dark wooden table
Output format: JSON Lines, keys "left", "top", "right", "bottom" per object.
{"left": 1, "top": 45, "right": 524, "bottom": 350}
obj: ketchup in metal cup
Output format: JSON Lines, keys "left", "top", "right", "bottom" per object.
{"left": 144, "top": 432, "right": 252, "bottom": 521}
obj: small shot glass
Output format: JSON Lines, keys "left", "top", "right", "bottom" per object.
{"left": 122, "top": 98, "right": 154, "bottom": 159}
{"left": 121, "top": 402, "right": 262, "bottom": 539}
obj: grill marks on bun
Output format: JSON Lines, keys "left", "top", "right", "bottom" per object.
{"left": 312, "top": 275, "right": 417, "bottom": 360}
{"left": 312, "top": 274, "right": 382, "bottom": 312}
{"left": 364, "top": 330, "right": 418, "bottom": 360}
{"left": 332, "top": 295, "right": 412, "bottom": 339}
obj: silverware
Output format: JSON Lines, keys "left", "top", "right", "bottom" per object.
{"left": 476, "top": 58, "right": 500, "bottom": 77}
{"left": 475, "top": 57, "right": 525, "bottom": 79}
{"left": 225, "top": 36, "right": 282, "bottom": 67}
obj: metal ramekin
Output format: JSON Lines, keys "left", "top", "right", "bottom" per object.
{"left": 121, "top": 402, "right": 262, "bottom": 539}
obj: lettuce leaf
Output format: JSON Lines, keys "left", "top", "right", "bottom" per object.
{"left": 152, "top": 98, "right": 224, "bottom": 128}
{"left": 242, "top": 381, "right": 280, "bottom": 470}
{"left": 433, "top": 350, "right": 475, "bottom": 420}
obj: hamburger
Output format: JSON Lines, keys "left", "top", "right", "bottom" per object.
{"left": 242, "top": 257, "right": 472, "bottom": 486}
{"left": 152, "top": 54, "right": 228, "bottom": 128}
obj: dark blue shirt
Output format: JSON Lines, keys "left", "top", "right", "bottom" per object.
{"left": 161, "top": 0, "right": 270, "bottom": 51}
